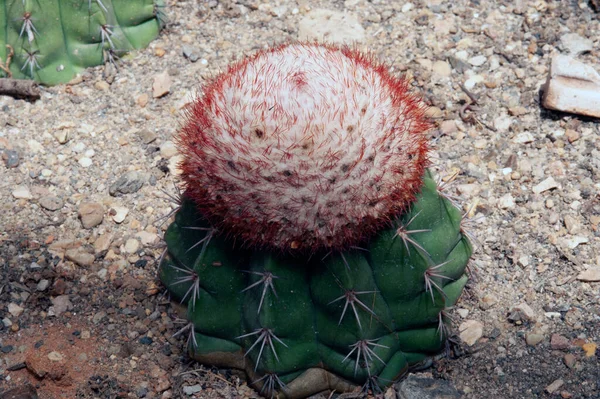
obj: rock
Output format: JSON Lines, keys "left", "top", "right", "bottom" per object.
{"left": 92, "top": 311, "right": 107, "bottom": 324}
{"left": 513, "top": 132, "right": 535, "bottom": 144}
{"left": 559, "top": 33, "right": 593, "bottom": 56}
{"left": 8, "top": 303, "right": 24, "bottom": 317}
{"left": 111, "top": 206, "right": 129, "bottom": 223}
{"left": 38, "top": 196, "right": 64, "bottom": 211}
{"left": 577, "top": 267, "right": 600, "bottom": 282}
{"left": 508, "top": 302, "right": 536, "bottom": 323}
{"left": 493, "top": 115, "right": 513, "bottom": 133}
{"left": 532, "top": 177, "right": 559, "bottom": 194}
{"left": 78, "top": 157, "right": 93, "bottom": 167}
{"left": 109, "top": 171, "right": 144, "bottom": 196}
{"left": 498, "top": 194, "right": 515, "bottom": 209}
{"left": 468, "top": 55, "right": 487, "bottom": 66}
{"left": 47, "top": 351, "right": 64, "bottom": 362}
{"left": 563, "top": 215, "right": 580, "bottom": 234}
{"left": 65, "top": 249, "right": 95, "bottom": 267}
{"left": 551, "top": 334, "right": 570, "bottom": 350}
{"left": 542, "top": 55, "right": 600, "bottom": 118}
{"left": 2, "top": 149, "right": 20, "bottom": 168}
{"left": 124, "top": 239, "right": 140, "bottom": 254}
{"left": 138, "top": 129, "right": 157, "bottom": 144}
{"left": 464, "top": 75, "right": 484, "bottom": 90}
{"left": 94, "top": 233, "right": 114, "bottom": 255}
{"left": 182, "top": 45, "right": 200, "bottom": 62}
{"left": 36, "top": 279, "right": 50, "bottom": 292}
{"left": 137, "top": 94, "right": 150, "bottom": 108}
{"left": 525, "top": 333, "right": 544, "bottom": 346}
{"left": 137, "top": 231, "right": 159, "bottom": 246}
{"left": 561, "top": 236, "right": 588, "bottom": 250}
{"left": 546, "top": 379, "right": 564, "bottom": 394}
{"left": 439, "top": 120, "right": 457, "bottom": 135}
{"left": 448, "top": 56, "right": 470, "bottom": 73}
{"left": 152, "top": 71, "right": 172, "bottom": 98}
{"left": 78, "top": 202, "right": 104, "bottom": 228}
{"left": 563, "top": 353, "right": 576, "bottom": 369}
{"left": 49, "top": 295, "right": 73, "bottom": 316}
{"left": 94, "top": 81, "right": 110, "bottom": 91}
{"left": 432, "top": 61, "right": 452, "bottom": 77}
{"left": 565, "top": 129, "right": 580, "bottom": 143}
{"left": 0, "top": 384, "right": 39, "bottom": 399}
{"left": 182, "top": 385, "right": 202, "bottom": 395}
{"left": 160, "top": 141, "right": 178, "bottom": 159}
{"left": 298, "top": 9, "right": 365, "bottom": 44}
{"left": 12, "top": 186, "right": 33, "bottom": 199}
{"left": 397, "top": 374, "right": 462, "bottom": 399}
{"left": 459, "top": 320, "right": 483, "bottom": 346}
{"left": 54, "top": 130, "right": 70, "bottom": 144}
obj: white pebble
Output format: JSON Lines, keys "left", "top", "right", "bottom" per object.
{"left": 79, "top": 157, "right": 93, "bottom": 167}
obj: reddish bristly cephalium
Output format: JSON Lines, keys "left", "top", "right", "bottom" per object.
{"left": 177, "top": 42, "right": 431, "bottom": 252}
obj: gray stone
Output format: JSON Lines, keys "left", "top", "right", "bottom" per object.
{"left": 39, "top": 196, "right": 64, "bottom": 211}
{"left": 397, "top": 374, "right": 462, "bottom": 399}
{"left": 109, "top": 171, "right": 145, "bottom": 196}
{"left": 183, "top": 385, "right": 202, "bottom": 395}
{"left": 2, "top": 149, "right": 20, "bottom": 168}
{"left": 182, "top": 45, "right": 200, "bottom": 62}
{"left": 36, "top": 279, "right": 50, "bottom": 292}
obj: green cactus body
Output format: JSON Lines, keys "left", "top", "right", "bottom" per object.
{"left": 0, "top": 0, "right": 165, "bottom": 85}
{"left": 159, "top": 171, "right": 472, "bottom": 398}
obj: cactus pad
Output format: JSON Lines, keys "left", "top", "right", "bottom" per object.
{"left": 0, "top": 0, "right": 165, "bottom": 85}
{"left": 159, "top": 171, "right": 472, "bottom": 398}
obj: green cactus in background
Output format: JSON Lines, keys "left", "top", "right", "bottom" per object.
{"left": 0, "top": 0, "right": 166, "bottom": 85}
{"left": 158, "top": 43, "right": 474, "bottom": 397}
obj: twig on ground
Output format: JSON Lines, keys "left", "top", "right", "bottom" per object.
{"left": 458, "top": 83, "right": 497, "bottom": 132}
{"left": 178, "top": 368, "right": 234, "bottom": 386}
{"left": 0, "top": 45, "right": 41, "bottom": 99}
{"left": 0, "top": 78, "right": 40, "bottom": 99}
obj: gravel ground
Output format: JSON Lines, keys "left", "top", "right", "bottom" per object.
{"left": 1, "top": 0, "right": 599, "bottom": 398}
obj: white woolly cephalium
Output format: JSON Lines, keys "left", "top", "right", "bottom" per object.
{"left": 178, "top": 42, "right": 430, "bottom": 251}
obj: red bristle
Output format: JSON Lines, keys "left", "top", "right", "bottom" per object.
{"left": 176, "top": 42, "right": 432, "bottom": 253}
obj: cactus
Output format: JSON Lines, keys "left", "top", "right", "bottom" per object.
{"left": 159, "top": 43, "right": 473, "bottom": 397}
{"left": 0, "top": 0, "right": 166, "bottom": 85}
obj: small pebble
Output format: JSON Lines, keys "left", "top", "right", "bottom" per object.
{"left": 124, "top": 238, "right": 140, "bottom": 254}
{"left": 78, "top": 202, "right": 104, "bottom": 228}
{"left": 183, "top": 385, "right": 202, "bottom": 395}
{"left": 110, "top": 171, "right": 145, "bottom": 196}
{"left": 182, "top": 45, "right": 200, "bottom": 62}
{"left": 8, "top": 303, "right": 24, "bottom": 317}
{"left": 459, "top": 320, "right": 484, "bottom": 346}
{"left": 79, "top": 157, "right": 93, "bottom": 167}
{"left": 111, "top": 206, "right": 129, "bottom": 223}
{"left": 39, "top": 196, "right": 64, "bottom": 211}
{"left": 153, "top": 71, "right": 172, "bottom": 98}
{"left": 139, "top": 336, "right": 153, "bottom": 345}
{"left": 12, "top": 186, "right": 33, "bottom": 199}
{"left": 2, "top": 149, "right": 20, "bottom": 168}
